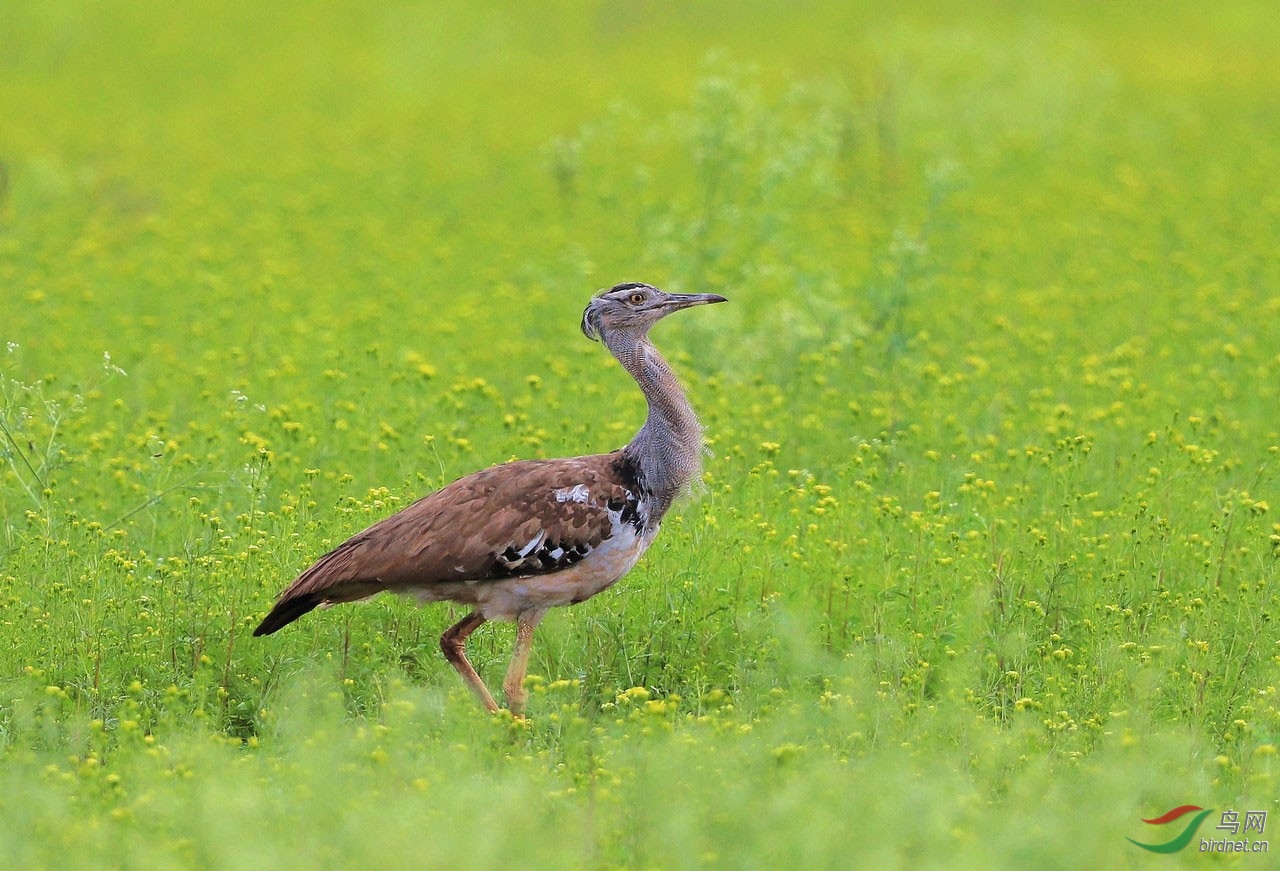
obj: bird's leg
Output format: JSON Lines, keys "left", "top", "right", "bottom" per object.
{"left": 502, "top": 612, "right": 544, "bottom": 717}
{"left": 440, "top": 611, "right": 498, "bottom": 713}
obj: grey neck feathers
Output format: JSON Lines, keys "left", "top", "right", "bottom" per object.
{"left": 609, "top": 332, "right": 705, "bottom": 520}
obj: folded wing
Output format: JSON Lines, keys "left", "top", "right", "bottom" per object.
{"left": 252, "top": 452, "right": 641, "bottom": 635}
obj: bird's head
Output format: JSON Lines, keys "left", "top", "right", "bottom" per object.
{"left": 581, "top": 282, "right": 727, "bottom": 343}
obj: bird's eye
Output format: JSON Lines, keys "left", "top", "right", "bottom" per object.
{"left": 628, "top": 292, "right": 646, "bottom": 305}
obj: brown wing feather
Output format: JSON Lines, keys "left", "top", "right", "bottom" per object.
{"left": 253, "top": 452, "right": 636, "bottom": 635}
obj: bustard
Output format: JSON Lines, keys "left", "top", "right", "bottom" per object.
{"left": 253, "top": 282, "right": 725, "bottom": 714}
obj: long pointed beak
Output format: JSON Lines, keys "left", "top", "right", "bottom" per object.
{"left": 664, "top": 292, "right": 728, "bottom": 310}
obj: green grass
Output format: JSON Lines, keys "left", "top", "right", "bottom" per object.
{"left": 2, "top": 1, "right": 1279, "bottom": 866}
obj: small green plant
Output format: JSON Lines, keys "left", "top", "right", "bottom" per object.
{"left": 0, "top": 346, "right": 124, "bottom": 511}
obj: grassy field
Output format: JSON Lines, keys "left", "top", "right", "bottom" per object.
{"left": 2, "top": 1, "right": 1279, "bottom": 866}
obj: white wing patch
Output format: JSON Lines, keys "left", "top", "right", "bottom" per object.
{"left": 553, "top": 483, "right": 591, "bottom": 503}
{"left": 516, "top": 531, "right": 546, "bottom": 558}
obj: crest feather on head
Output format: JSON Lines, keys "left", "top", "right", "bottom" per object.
{"left": 580, "top": 282, "right": 654, "bottom": 341}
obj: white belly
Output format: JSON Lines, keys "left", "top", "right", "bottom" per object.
{"left": 408, "top": 523, "right": 658, "bottom": 621}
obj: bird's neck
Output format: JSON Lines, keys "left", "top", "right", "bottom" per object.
{"left": 614, "top": 337, "right": 704, "bottom": 519}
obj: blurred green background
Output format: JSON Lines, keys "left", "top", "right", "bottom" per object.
{"left": 2, "top": 1, "right": 1279, "bottom": 867}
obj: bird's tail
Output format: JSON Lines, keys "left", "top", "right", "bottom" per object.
{"left": 252, "top": 593, "right": 324, "bottom": 636}
{"left": 253, "top": 534, "right": 387, "bottom": 637}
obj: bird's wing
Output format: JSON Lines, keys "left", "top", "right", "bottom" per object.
{"left": 253, "top": 452, "right": 641, "bottom": 634}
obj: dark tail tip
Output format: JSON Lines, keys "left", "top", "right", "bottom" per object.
{"left": 253, "top": 594, "right": 321, "bottom": 637}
